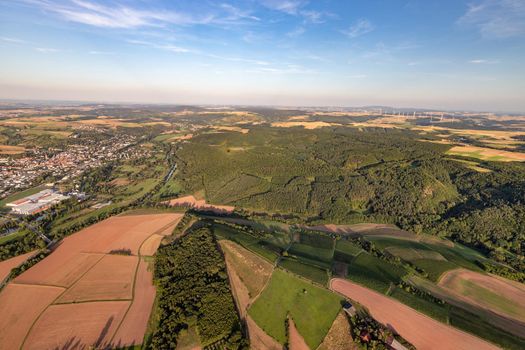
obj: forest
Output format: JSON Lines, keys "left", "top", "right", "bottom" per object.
{"left": 149, "top": 225, "right": 248, "bottom": 349}
{"left": 173, "top": 126, "right": 525, "bottom": 276}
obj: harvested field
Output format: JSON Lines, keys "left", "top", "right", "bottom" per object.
{"left": 220, "top": 240, "right": 273, "bottom": 298}
{"left": 306, "top": 223, "right": 416, "bottom": 239}
{"left": 271, "top": 121, "right": 340, "bottom": 129}
{"left": 111, "top": 259, "right": 156, "bottom": 347}
{"left": 140, "top": 234, "right": 164, "bottom": 256}
{"left": 447, "top": 145, "right": 525, "bottom": 162}
{"left": 23, "top": 301, "right": 130, "bottom": 350}
{"left": 221, "top": 240, "right": 280, "bottom": 350}
{"left": 3, "top": 213, "right": 182, "bottom": 349}
{"left": 56, "top": 255, "right": 137, "bottom": 303}
{"left": 439, "top": 269, "right": 525, "bottom": 323}
{"left": 212, "top": 126, "right": 249, "bottom": 133}
{"left": 331, "top": 278, "right": 498, "bottom": 350}
{"left": 0, "top": 284, "right": 64, "bottom": 350}
{"left": 384, "top": 246, "right": 446, "bottom": 261}
{"left": 0, "top": 144, "right": 25, "bottom": 154}
{"left": 15, "top": 252, "right": 104, "bottom": 287}
{"left": 167, "top": 195, "right": 234, "bottom": 214}
{"left": 0, "top": 250, "right": 36, "bottom": 282}
{"left": 318, "top": 312, "right": 356, "bottom": 350}
{"left": 288, "top": 319, "right": 309, "bottom": 350}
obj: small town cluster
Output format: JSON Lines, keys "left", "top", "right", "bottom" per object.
{"left": 0, "top": 134, "right": 147, "bottom": 199}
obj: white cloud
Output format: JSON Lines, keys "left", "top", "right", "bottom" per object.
{"left": 22, "top": 0, "right": 220, "bottom": 28}
{"left": 1, "top": 37, "right": 27, "bottom": 44}
{"left": 260, "top": 0, "right": 306, "bottom": 15}
{"left": 342, "top": 19, "right": 374, "bottom": 38}
{"left": 458, "top": 0, "right": 525, "bottom": 38}
{"left": 287, "top": 26, "right": 306, "bottom": 37}
{"left": 35, "top": 47, "right": 59, "bottom": 53}
{"left": 127, "top": 39, "right": 190, "bottom": 53}
{"left": 88, "top": 50, "right": 115, "bottom": 55}
{"left": 469, "top": 59, "right": 500, "bottom": 64}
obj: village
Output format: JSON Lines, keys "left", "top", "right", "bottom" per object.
{"left": 0, "top": 133, "right": 149, "bottom": 200}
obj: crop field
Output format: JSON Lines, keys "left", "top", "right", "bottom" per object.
{"left": 389, "top": 287, "right": 449, "bottom": 323}
{"left": 288, "top": 242, "right": 334, "bottom": 263}
{"left": 0, "top": 144, "right": 25, "bottom": 154}
{"left": 346, "top": 252, "right": 407, "bottom": 293}
{"left": 249, "top": 269, "right": 341, "bottom": 349}
{"left": 439, "top": 269, "right": 525, "bottom": 323}
{"left": 278, "top": 257, "right": 329, "bottom": 285}
{"left": 331, "top": 278, "right": 499, "bottom": 350}
{"left": 214, "top": 223, "right": 279, "bottom": 262}
{"left": 220, "top": 240, "right": 273, "bottom": 298}
{"left": 447, "top": 145, "right": 525, "bottom": 162}
{"left": 0, "top": 212, "right": 182, "bottom": 349}
{"left": 0, "top": 250, "right": 36, "bottom": 282}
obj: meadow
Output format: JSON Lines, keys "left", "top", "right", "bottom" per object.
{"left": 248, "top": 269, "right": 341, "bottom": 349}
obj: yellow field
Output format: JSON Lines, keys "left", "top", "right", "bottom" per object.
{"left": 447, "top": 145, "right": 525, "bottom": 162}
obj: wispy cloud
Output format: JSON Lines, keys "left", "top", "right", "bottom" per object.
{"left": 469, "top": 59, "right": 499, "bottom": 64}
{"left": 127, "top": 39, "right": 190, "bottom": 53}
{"left": 88, "top": 50, "right": 115, "bottom": 55}
{"left": 458, "top": 0, "right": 525, "bottom": 38}
{"left": 22, "top": 0, "right": 223, "bottom": 28}
{"left": 287, "top": 26, "right": 306, "bottom": 37}
{"left": 341, "top": 19, "right": 374, "bottom": 38}
{"left": 35, "top": 47, "right": 59, "bottom": 53}
{"left": 260, "top": 0, "right": 306, "bottom": 15}
{"left": 220, "top": 3, "right": 260, "bottom": 22}
{"left": 1, "top": 37, "right": 27, "bottom": 44}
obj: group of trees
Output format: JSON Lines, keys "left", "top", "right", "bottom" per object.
{"left": 150, "top": 226, "right": 248, "bottom": 349}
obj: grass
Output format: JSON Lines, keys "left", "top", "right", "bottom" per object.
{"left": 288, "top": 243, "right": 334, "bottom": 263}
{"left": 411, "top": 259, "right": 458, "bottom": 281}
{"left": 0, "top": 230, "right": 27, "bottom": 244}
{"left": 449, "top": 308, "right": 525, "bottom": 350}
{"left": 346, "top": 252, "right": 407, "bottom": 293}
{"left": 279, "top": 257, "right": 329, "bottom": 285}
{"left": 248, "top": 269, "right": 341, "bottom": 349}
{"left": 455, "top": 279, "right": 524, "bottom": 320}
{"left": 0, "top": 185, "right": 47, "bottom": 207}
{"left": 213, "top": 224, "right": 279, "bottom": 263}
{"left": 389, "top": 287, "right": 449, "bottom": 323}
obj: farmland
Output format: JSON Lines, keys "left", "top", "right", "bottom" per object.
{"left": 248, "top": 269, "right": 341, "bottom": 349}
{"left": 0, "top": 212, "right": 183, "bottom": 350}
{"left": 331, "top": 278, "right": 499, "bottom": 350}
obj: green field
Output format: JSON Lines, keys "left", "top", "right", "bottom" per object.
{"left": 411, "top": 259, "right": 459, "bottom": 281}
{"left": 346, "top": 252, "right": 408, "bottom": 293}
{"left": 334, "top": 239, "right": 362, "bottom": 263}
{"left": 278, "top": 257, "right": 329, "bottom": 285}
{"left": 248, "top": 269, "right": 341, "bottom": 349}
{"left": 0, "top": 230, "right": 27, "bottom": 245}
{"left": 213, "top": 224, "right": 279, "bottom": 262}
{"left": 288, "top": 242, "right": 334, "bottom": 263}
{"left": 389, "top": 287, "right": 449, "bottom": 323}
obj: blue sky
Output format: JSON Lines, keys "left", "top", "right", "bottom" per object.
{"left": 1, "top": 0, "right": 524, "bottom": 111}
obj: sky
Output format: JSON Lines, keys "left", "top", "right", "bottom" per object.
{"left": 1, "top": 0, "right": 524, "bottom": 112}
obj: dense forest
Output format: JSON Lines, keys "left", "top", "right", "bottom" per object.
{"left": 150, "top": 226, "right": 248, "bottom": 349}
{"left": 174, "top": 126, "right": 525, "bottom": 276}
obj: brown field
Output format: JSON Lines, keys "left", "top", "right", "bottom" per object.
{"left": 0, "top": 250, "right": 36, "bottom": 282}
{"left": 385, "top": 246, "right": 446, "bottom": 261}
{"left": 220, "top": 240, "right": 279, "bottom": 350}
{"left": 220, "top": 240, "right": 273, "bottom": 298}
{"left": 110, "top": 177, "right": 131, "bottom": 186}
{"left": 439, "top": 269, "right": 525, "bottom": 323}
{"left": 2, "top": 212, "right": 182, "bottom": 349}
{"left": 447, "top": 145, "right": 525, "bottom": 162}
{"left": 0, "top": 144, "right": 26, "bottom": 154}
{"left": 112, "top": 259, "right": 157, "bottom": 347}
{"left": 288, "top": 319, "right": 309, "bottom": 350}
{"left": 211, "top": 125, "right": 249, "bottom": 133}
{"left": 167, "top": 195, "right": 234, "bottom": 214}
{"left": 15, "top": 252, "right": 104, "bottom": 287}
{"left": 271, "top": 121, "right": 340, "bottom": 129}
{"left": 0, "top": 284, "right": 64, "bottom": 350}
{"left": 56, "top": 255, "right": 137, "bottom": 303}
{"left": 318, "top": 312, "right": 356, "bottom": 350}
{"left": 23, "top": 301, "right": 130, "bottom": 350}
{"left": 331, "top": 278, "right": 498, "bottom": 350}
{"left": 140, "top": 234, "right": 164, "bottom": 256}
